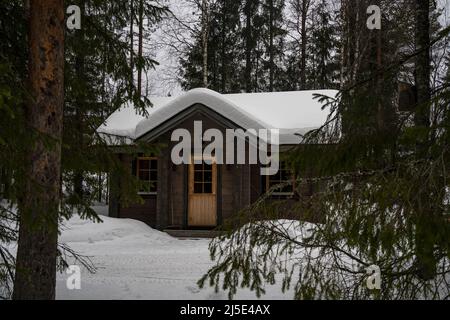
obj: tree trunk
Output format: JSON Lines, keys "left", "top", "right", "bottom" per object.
{"left": 221, "top": 7, "right": 226, "bottom": 93}
{"left": 13, "top": 0, "right": 64, "bottom": 300}
{"left": 244, "top": 1, "right": 253, "bottom": 92}
{"left": 202, "top": 0, "right": 209, "bottom": 88}
{"left": 300, "top": 0, "right": 308, "bottom": 89}
{"left": 74, "top": 0, "right": 86, "bottom": 200}
{"left": 130, "top": 0, "right": 135, "bottom": 95}
{"left": 414, "top": 0, "right": 431, "bottom": 128}
{"left": 98, "top": 173, "right": 103, "bottom": 203}
{"left": 413, "top": 0, "right": 435, "bottom": 281}
{"left": 137, "top": 0, "right": 144, "bottom": 98}
{"left": 268, "top": 0, "right": 274, "bottom": 92}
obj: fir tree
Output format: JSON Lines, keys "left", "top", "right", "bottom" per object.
{"left": 260, "top": 0, "right": 287, "bottom": 91}
{"left": 241, "top": 0, "right": 262, "bottom": 92}
{"left": 0, "top": 0, "right": 168, "bottom": 299}
{"left": 199, "top": 0, "right": 450, "bottom": 300}
{"left": 308, "top": 0, "right": 339, "bottom": 89}
{"left": 0, "top": 0, "right": 27, "bottom": 298}
{"left": 63, "top": 0, "right": 167, "bottom": 210}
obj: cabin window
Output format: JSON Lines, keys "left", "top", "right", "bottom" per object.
{"left": 137, "top": 157, "right": 158, "bottom": 194}
{"left": 193, "top": 162, "right": 214, "bottom": 194}
{"left": 266, "top": 161, "right": 294, "bottom": 197}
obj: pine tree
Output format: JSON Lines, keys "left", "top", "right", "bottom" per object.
{"left": 13, "top": 0, "right": 65, "bottom": 300}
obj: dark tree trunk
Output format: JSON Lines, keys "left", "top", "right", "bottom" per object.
{"left": 202, "top": 0, "right": 209, "bottom": 88}
{"left": 0, "top": 167, "right": 11, "bottom": 199}
{"left": 74, "top": 0, "right": 86, "bottom": 200}
{"left": 137, "top": 0, "right": 144, "bottom": 98}
{"left": 413, "top": 0, "right": 435, "bottom": 281}
{"left": 244, "top": 1, "right": 253, "bottom": 92}
{"left": 221, "top": 8, "right": 226, "bottom": 93}
{"left": 98, "top": 173, "right": 103, "bottom": 203}
{"left": 268, "top": 0, "right": 274, "bottom": 92}
{"left": 130, "top": 0, "right": 135, "bottom": 95}
{"left": 13, "top": 0, "right": 64, "bottom": 300}
{"left": 414, "top": 0, "right": 431, "bottom": 127}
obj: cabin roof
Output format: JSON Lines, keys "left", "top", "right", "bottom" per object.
{"left": 98, "top": 88, "right": 337, "bottom": 145}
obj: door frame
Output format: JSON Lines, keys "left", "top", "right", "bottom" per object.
{"left": 186, "top": 156, "right": 219, "bottom": 228}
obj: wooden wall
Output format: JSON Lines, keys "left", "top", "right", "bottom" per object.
{"left": 108, "top": 106, "right": 302, "bottom": 230}
{"left": 120, "top": 196, "right": 157, "bottom": 227}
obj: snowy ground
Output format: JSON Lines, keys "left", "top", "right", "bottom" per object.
{"left": 55, "top": 214, "right": 290, "bottom": 300}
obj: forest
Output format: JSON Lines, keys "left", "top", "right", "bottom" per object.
{"left": 0, "top": 0, "right": 449, "bottom": 300}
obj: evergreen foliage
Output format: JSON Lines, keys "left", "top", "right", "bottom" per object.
{"left": 199, "top": 0, "right": 450, "bottom": 299}
{"left": 1, "top": 0, "right": 449, "bottom": 300}
{"left": 0, "top": 0, "right": 168, "bottom": 299}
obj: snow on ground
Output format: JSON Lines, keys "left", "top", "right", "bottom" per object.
{"left": 56, "top": 215, "right": 291, "bottom": 300}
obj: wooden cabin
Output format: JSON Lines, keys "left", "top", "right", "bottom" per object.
{"left": 99, "top": 88, "right": 337, "bottom": 232}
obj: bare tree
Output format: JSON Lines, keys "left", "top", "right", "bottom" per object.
{"left": 300, "top": 0, "right": 311, "bottom": 88}
{"left": 286, "top": 0, "right": 312, "bottom": 90}
{"left": 201, "top": 0, "right": 210, "bottom": 87}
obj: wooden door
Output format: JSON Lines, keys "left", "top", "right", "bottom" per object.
{"left": 188, "top": 158, "right": 217, "bottom": 227}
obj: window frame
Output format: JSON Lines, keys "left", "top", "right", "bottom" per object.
{"left": 189, "top": 155, "right": 217, "bottom": 196}
{"left": 136, "top": 156, "right": 158, "bottom": 196}
{"left": 265, "top": 161, "right": 295, "bottom": 197}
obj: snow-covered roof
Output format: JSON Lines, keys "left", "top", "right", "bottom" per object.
{"left": 98, "top": 88, "right": 337, "bottom": 145}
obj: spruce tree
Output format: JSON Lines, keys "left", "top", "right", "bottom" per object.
{"left": 308, "top": 0, "right": 339, "bottom": 89}
{"left": 242, "top": 0, "right": 261, "bottom": 92}
{"left": 260, "top": 0, "right": 287, "bottom": 91}
{"left": 0, "top": 0, "right": 27, "bottom": 298}
{"left": 63, "top": 0, "right": 167, "bottom": 212}
{"left": 1, "top": 0, "right": 168, "bottom": 298}
{"left": 199, "top": 0, "right": 450, "bottom": 300}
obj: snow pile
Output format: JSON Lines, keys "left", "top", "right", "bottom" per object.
{"left": 59, "top": 215, "right": 174, "bottom": 245}
{"left": 98, "top": 88, "right": 337, "bottom": 145}
{"left": 134, "top": 88, "right": 271, "bottom": 140}
{"left": 225, "top": 90, "right": 337, "bottom": 130}
{"left": 97, "top": 97, "right": 174, "bottom": 145}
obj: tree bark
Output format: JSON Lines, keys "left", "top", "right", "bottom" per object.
{"left": 221, "top": 7, "right": 226, "bottom": 93}
{"left": 244, "top": 1, "right": 253, "bottom": 92}
{"left": 130, "top": 0, "right": 135, "bottom": 95}
{"left": 13, "top": 0, "right": 64, "bottom": 300}
{"left": 268, "top": 0, "right": 274, "bottom": 92}
{"left": 202, "top": 0, "right": 209, "bottom": 88}
{"left": 414, "top": 0, "right": 431, "bottom": 128}
{"left": 413, "top": 0, "right": 435, "bottom": 281}
{"left": 137, "top": 0, "right": 144, "bottom": 98}
{"left": 74, "top": 0, "right": 86, "bottom": 200}
{"left": 300, "top": 0, "right": 309, "bottom": 89}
